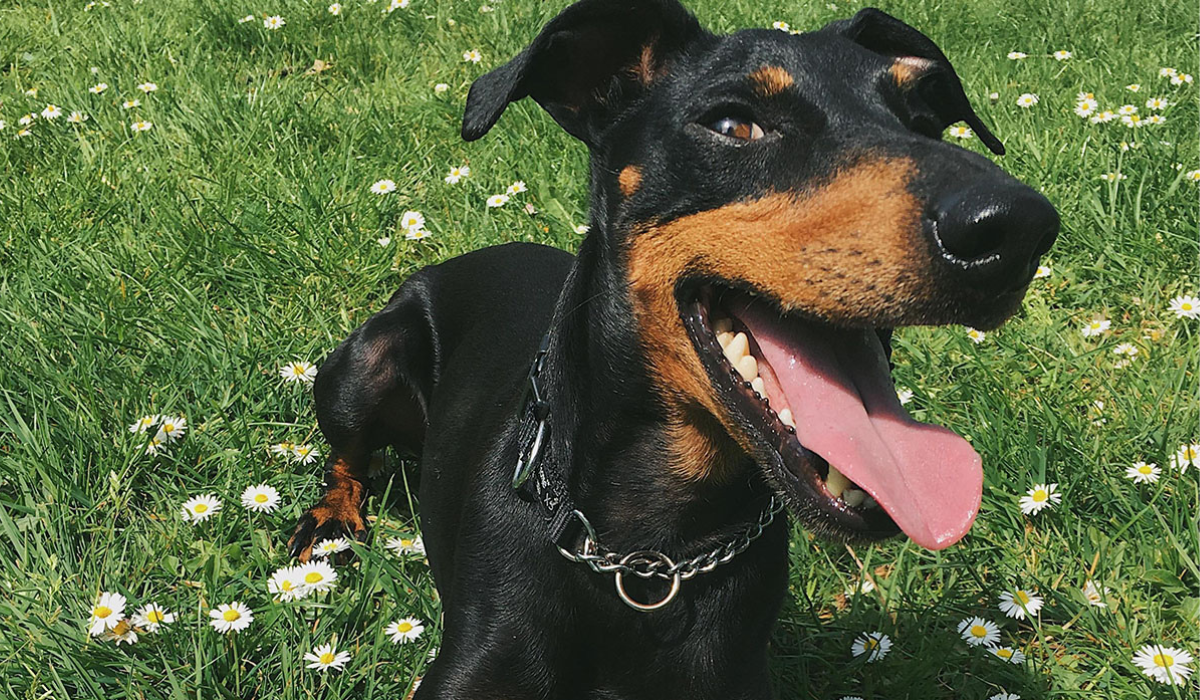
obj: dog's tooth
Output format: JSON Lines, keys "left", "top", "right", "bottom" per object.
{"left": 842, "top": 488, "right": 866, "bottom": 507}
{"left": 751, "top": 377, "right": 766, "bottom": 397}
{"left": 713, "top": 318, "right": 733, "bottom": 334}
{"left": 826, "top": 465, "right": 850, "bottom": 499}
{"left": 778, "top": 408, "right": 795, "bottom": 428}
{"left": 735, "top": 355, "right": 758, "bottom": 382}
{"left": 716, "top": 331, "right": 734, "bottom": 348}
{"left": 723, "top": 332, "right": 749, "bottom": 364}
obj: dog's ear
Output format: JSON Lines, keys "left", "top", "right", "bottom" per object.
{"left": 462, "top": 0, "right": 706, "bottom": 146}
{"left": 825, "top": 8, "right": 1004, "bottom": 155}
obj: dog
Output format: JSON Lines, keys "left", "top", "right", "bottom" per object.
{"left": 288, "top": 1, "right": 1058, "bottom": 696}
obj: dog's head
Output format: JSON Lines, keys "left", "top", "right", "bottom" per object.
{"left": 464, "top": 0, "right": 1058, "bottom": 551}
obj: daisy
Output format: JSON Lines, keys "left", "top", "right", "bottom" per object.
{"left": 209, "top": 602, "right": 253, "bottom": 633}
{"left": 122, "top": 99, "right": 140, "bottom": 110}
{"left": 386, "top": 617, "right": 426, "bottom": 644}
{"left": 88, "top": 591, "right": 126, "bottom": 636}
{"left": 850, "top": 631, "right": 891, "bottom": 662}
{"left": 1015, "top": 93, "right": 1038, "bottom": 108}
{"left": 129, "top": 415, "right": 159, "bottom": 433}
{"left": 158, "top": 416, "right": 186, "bottom": 441}
{"left": 378, "top": 237, "right": 392, "bottom": 247}
{"left": 305, "top": 643, "right": 351, "bottom": 671}
{"left": 103, "top": 619, "right": 138, "bottom": 645}
{"left": 958, "top": 617, "right": 1001, "bottom": 646}
{"left": 1112, "top": 343, "right": 1139, "bottom": 357}
{"left": 41, "top": 104, "right": 62, "bottom": 120}
{"left": 1169, "top": 294, "right": 1200, "bottom": 319}
{"left": 1126, "top": 83, "right": 1141, "bottom": 92}
{"left": 89, "top": 82, "right": 109, "bottom": 94}
{"left": 131, "top": 603, "right": 175, "bottom": 632}
{"left": 263, "top": 15, "right": 285, "bottom": 30}
{"left": 1034, "top": 264, "right": 1052, "bottom": 279}
{"left": 268, "top": 565, "right": 308, "bottom": 601}
{"left": 1132, "top": 644, "right": 1194, "bottom": 685}
{"left": 292, "top": 443, "right": 319, "bottom": 465}
{"left": 240, "top": 484, "right": 281, "bottom": 513}
{"left": 896, "top": 388, "right": 914, "bottom": 405}
{"left": 279, "top": 360, "right": 318, "bottom": 384}
{"left": 772, "top": 21, "right": 790, "bottom": 31}
{"left": 506, "top": 180, "right": 527, "bottom": 195}
{"left": 989, "top": 694, "right": 1020, "bottom": 700}
{"left": 1144, "top": 114, "right": 1165, "bottom": 125}
{"left": 990, "top": 646, "right": 1026, "bottom": 664}
{"left": 130, "top": 120, "right": 153, "bottom": 133}
{"left": 181, "top": 494, "right": 222, "bottom": 523}
{"left": 384, "top": 0, "right": 407, "bottom": 13}
{"left": 1080, "top": 318, "right": 1111, "bottom": 337}
{"left": 1118, "top": 104, "right": 1138, "bottom": 116}
{"left": 16, "top": 128, "right": 32, "bottom": 138}
{"left": 312, "top": 537, "right": 350, "bottom": 558}
{"left": 328, "top": 3, "right": 341, "bottom": 14}
{"left": 18, "top": 114, "right": 36, "bottom": 126}
{"left": 24, "top": 88, "right": 38, "bottom": 97}
{"left": 270, "top": 441, "right": 295, "bottom": 457}
{"left": 434, "top": 83, "right": 450, "bottom": 94}
{"left": 1006, "top": 51, "right": 1027, "bottom": 60}
{"left": 406, "top": 229, "right": 432, "bottom": 241}
{"left": 486, "top": 194, "right": 509, "bottom": 208}
{"left": 1098, "top": 172, "right": 1127, "bottom": 182}
{"left": 370, "top": 179, "right": 396, "bottom": 195}
{"left": 574, "top": 224, "right": 590, "bottom": 235}
{"left": 1170, "top": 443, "right": 1199, "bottom": 472}
{"left": 966, "top": 327, "right": 986, "bottom": 343}
{"left": 1018, "top": 483, "right": 1059, "bottom": 516}
{"left": 386, "top": 535, "right": 425, "bottom": 557}
{"left": 948, "top": 125, "right": 973, "bottom": 139}
{"left": 1073, "top": 98, "right": 1097, "bottom": 117}
{"left": 1121, "top": 114, "right": 1142, "bottom": 128}
{"left": 1082, "top": 580, "right": 1109, "bottom": 608}
{"left": 1090, "top": 110, "right": 1116, "bottom": 123}
{"left": 297, "top": 560, "right": 338, "bottom": 593}
{"left": 67, "top": 111, "right": 87, "bottom": 124}
{"left": 463, "top": 49, "right": 482, "bottom": 64}
{"left": 400, "top": 210, "right": 425, "bottom": 232}
{"left": 1160, "top": 67, "right": 1178, "bottom": 78}
{"left": 998, "top": 588, "right": 1044, "bottom": 620}
{"left": 1170, "top": 73, "right": 1193, "bottom": 86}
{"left": 145, "top": 433, "right": 167, "bottom": 455}
{"left": 137, "top": 82, "right": 158, "bottom": 93}
{"left": 1187, "top": 170, "right": 1200, "bottom": 182}
{"left": 1052, "top": 50, "right": 1071, "bottom": 61}
{"left": 1145, "top": 97, "right": 1168, "bottom": 110}
{"left": 444, "top": 165, "right": 469, "bottom": 184}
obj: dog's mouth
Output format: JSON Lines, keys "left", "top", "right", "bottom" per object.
{"left": 680, "top": 284, "right": 982, "bottom": 550}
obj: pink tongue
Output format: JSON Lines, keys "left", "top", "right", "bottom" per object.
{"left": 739, "top": 305, "right": 982, "bottom": 550}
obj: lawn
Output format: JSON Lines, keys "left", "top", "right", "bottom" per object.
{"left": 0, "top": 0, "right": 1196, "bottom": 697}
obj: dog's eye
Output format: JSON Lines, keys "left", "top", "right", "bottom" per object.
{"left": 706, "top": 116, "right": 764, "bottom": 141}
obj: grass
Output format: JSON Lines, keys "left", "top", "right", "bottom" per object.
{"left": 0, "top": 0, "right": 1195, "bottom": 697}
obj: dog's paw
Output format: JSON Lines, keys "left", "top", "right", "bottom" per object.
{"left": 287, "top": 506, "right": 367, "bottom": 562}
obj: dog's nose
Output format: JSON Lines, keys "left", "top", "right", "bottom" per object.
{"left": 929, "top": 185, "right": 1059, "bottom": 290}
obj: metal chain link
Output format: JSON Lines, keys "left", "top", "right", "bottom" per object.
{"left": 559, "top": 496, "right": 784, "bottom": 582}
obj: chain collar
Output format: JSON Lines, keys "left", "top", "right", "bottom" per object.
{"left": 512, "top": 332, "right": 784, "bottom": 612}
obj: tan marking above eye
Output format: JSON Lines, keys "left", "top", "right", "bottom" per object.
{"left": 890, "top": 56, "right": 936, "bottom": 87}
{"left": 619, "top": 165, "right": 643, "bottom": 197}
{"left": 748, "top": 65, "right": 794, "bottom": 97}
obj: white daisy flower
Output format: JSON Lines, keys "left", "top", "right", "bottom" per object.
{"left": 1074, "top": 98, "right": 1097, "bottom": 118}
{"left": 88, "top": 591, "right": 126, "bottom": 636}
{"left": 998, "top": 588, "right": 1044, "bottom": 619}
{"left": 948, "top": 125, "right": 973, "bottom": 139}
{"left": 296, "top": 560, "right": 338, "bottom": 593}
{"left": 400, "top": 210, "right": 425, "bottom": 232}
{"left": 102, "top": 619, "right": 139, "bottom": 645}
{"left": 850, "top": 631, "right": 891, "bottom": 662}
{"left": 328, "top": 3, "right": 342, "bottom": 14}
{"left": 486, "top": 193, "right": 509, "bottom": 208}
{"left": 145, "top": 433, "right": 168, "bottom": 455}
{"left": 1080, "top": 318, "right": 1111, "bottom": 337}
{"left": 463, "top": 49, "right": 482, "bottom": 64}
{"left": 209, "top": 602, "right": 253, "bottom": 633}
{"left": 1006, "top": 51, "right": 1027, "bottom": 60}
{"left": 130, "top": 120, "right": 153, "bottom": 133}
{"left": 386, "top": 617, "right": 425, "bottom": 644}
{"left": 238, "top": 14, "right": 255, "bottom": 23}
{"left": 1144, "top": 114, "right": 1165, "bottom": 125}
{"left": 181, "top": 494, "right": 222, "bottom": 523}
{"left": 1052, "top": 50, "right": 1071, "bottom": 61}
{"left": 1034, "top": 264, "right": 1052, "bottom": 279}
{"left": 1170, "top": 443, "right": 1199, "bottom": 472}
{"left": 16, "top": 127, "right": 33, "bottom": 138}
{"left": 158, "top": 416, "right": 186, "bottom": 441}
{"left": 240, "top": 484, "right": 281, "bottom": 513}
{"left": 1090, "top": 110, "right": 1116, "bottom": 123}
{"left": 1121, "top": 114, "right": 1142, "bottom": 128}
{"left": 263, "top": 15, "right": 285, "bottom": 30}
{"left": 772, "top": 21, "right": 790, "bottom": 31}
{"left": 1125, "top": 461, "right": 1160, "bottom": 484}
{"left": 312, "top": 537, "right": 350, "bottom": 559}
{"left": 131, "top": 603, "right": 175, "bottom": 632}
{"left": 1170, "top": 73, "right": 1193, "bottom": 86}
{"left": 270, "top": 441, "right": 296, "bottom": 457}
{"left": 434, "top": 83, "right": 450, "bottom": 94}
{"left": 1018, "top": 483, "right": 1059, "bottom": 516}
{"left": 137, "top": 82, "right": 158, "bottom": 93}
{"left": 989, "top": 694, "right": 1020, "bottom": 700}
{"left": 279, "top": 360, "right": 318, "bottom": 384}
{"left": 1112, "top": 343, "right": 1139, "bottom": 357}
{"left": 292, "top": 443, "right": 319, "bottom": 465}
{"left": 370, "top": 179, "right": 396, "bottom": 195}
{"left": 1187, "top": 170, "right": 1200, "bottom": 182}
{"left": 1169, "top": 294, "right": 1200, "bottom": 319}
{"left": 305, "top": 643, "right": 351, "bottom": 671}
{"left": 1145, "top": 97, "right": 1168, "bottom": 110}
{"left": 406, "top": 229, "right": 432, "bottom": 241}
{"left": 1132, "top": 644, "right": 1194, "bottom": 685}
{"left": 268, "top": 565, "right": 308, "bottom": 602}
{"left": 89, "top": 82, "right": 109, "bottom": 94}
{"left": 444, "top": 165, "right": 469, "bottom": 184}
{"left": 1118, "top": 104, "right": 1138, "bottom": 116}
{"left": 574, "top": 224, "right": 590, "bottom": 235}
{"left": 896, "top": 388, "right": 914, "bottom": 405}
{"left": 67, "top": 111, "right": 87, "bottom": 124}
{"left": 129, "top": 415, "right": 160, "bottom": 433}
{"left": 966, "top": 327, "right": 986, "bottom": 343}
{"left": 41, "top": 104, "right": 63, "bottom": 120}
{"left": 385, "top": 535, "right": 425, "bottom": 557}
{"left": 1015, "top": 93, "right": 1038, "bottom": 108}
{"left": 506, "top": 180, "right": 527, "bottom": 195}
{"left": 122, "top": 99, "right": 140, "bottom": 110}
{"left": 1126, "top": 83, "right": 1141, "bottom": 92}
{"left": 990, "top": 646, "right": 1026, "bottom": 664}
{"left": 378, "top": 237, "right": 392, "bottom": 247}
{"left": 957, "top": 617, "right": 1001, "bottom": 646}
{"left": 1098, "top": 172, "right": 1127, "bottom": 182}
{"left": 18, "top": 114, "right": 36, "bottom": 126}
{"left": 1082, "top": 580, "right": 1109, "bottom": 608}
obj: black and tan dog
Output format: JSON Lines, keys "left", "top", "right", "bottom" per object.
{"left": 289, "top": 1, "right": 1058, "bottom": 696}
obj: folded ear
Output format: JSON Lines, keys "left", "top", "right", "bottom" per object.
{"left": 461, "top": 0, "right": 707, "bottom": 146}
{"left": 826, "top": 8, "right": 1004, "bottom": 155}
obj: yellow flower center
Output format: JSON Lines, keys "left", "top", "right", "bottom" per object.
{"left": 305, "top": 572, "right": 325, "bottom": 584}
{"left": 146, "top": 610, "right": 164, "bottom": 623}
{"left": 1015, "top": 591, "right": 1031, "bottom": 605}
{"left": 1032, "top": 490, "right": 1047, "bottom": 503}
{"left": 397, "top": 622, "right": 413, "bottom": 633}
{"left": 970, "top": 625, "right": 987, "bottom": 638}
{"left": 1184, "top": 448, "right": 1197, "bottom": 460}
{"left": 281, "top": 580, "right": 294, "bottom": 591}
{"left": 401, "top": 539, "right": 413, "bottom": 547}
{"left": 193, "top": 503, "right": 208, "bottom": 513}
{"left": 255, "top": 494, "right": 268, "bottom": 503}
{"left": 863, "top": 638, "right": 878, "bottom": 650}
{"left": 94, "top": 605, "right": 112, "bottom": 619}
{"left": 1154, "top": 653, "right": 1175, "bottom": 668}
{"left": 997, "top": 648, "right": 1013, "bottom": 659}
{"left": 223, "top": 609, "right": 241, "bottom": 622}
{"left": 1184, "top": 303, "right": 1195, "bottom": 311}
{"left": 293, "top": 366, "right": 304, "bottom": 375}
{"left": 320, "top": 652, "right": 336, "bottom": 664}
{"left": 1138, "top": 465, "right": 1153, "bottom": 474}
{"left": 163, "top": 423, "right": 174, "bottom": 432}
